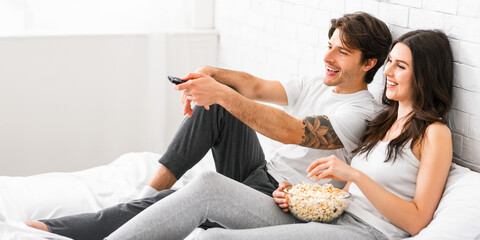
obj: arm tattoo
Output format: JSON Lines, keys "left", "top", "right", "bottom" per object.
{"left": 300, "top": 115, "right": 344, "bottom": 150}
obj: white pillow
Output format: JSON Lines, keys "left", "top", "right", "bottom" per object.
{"left": 406, "top": 163, "right": 480, "bottom": 239}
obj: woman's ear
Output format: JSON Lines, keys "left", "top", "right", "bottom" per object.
{"left": 363, "top": 58, "right": 378, "bottom": 72}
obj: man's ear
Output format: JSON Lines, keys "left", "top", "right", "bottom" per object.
{"left": 363, "top": 58, "right": 377, "bottom": 72}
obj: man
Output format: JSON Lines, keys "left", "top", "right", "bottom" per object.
{"left": 26, "top": 12, "right": 392, "bottom": 239}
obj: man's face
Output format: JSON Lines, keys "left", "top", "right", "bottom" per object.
{"left": 323, "top": 29, "right": 368, "bottom": 93}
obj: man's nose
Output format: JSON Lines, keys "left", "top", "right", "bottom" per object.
{"left": 324, "top": 49, "right": 334, "bottom": 64}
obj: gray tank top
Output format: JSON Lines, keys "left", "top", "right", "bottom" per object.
{"left": 347, "top": 141, "right": 420, "bottom": 239}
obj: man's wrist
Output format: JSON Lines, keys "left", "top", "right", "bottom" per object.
{"left": 196, "top": 65, "right": 217, "bottom": 77}
{"left": 216, "top": 84, "right": 236, "bottom": 107}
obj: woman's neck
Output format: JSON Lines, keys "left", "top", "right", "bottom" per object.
{"left": 383, "top": 101, "right": 413, "bottom": 142}
{"left": 397, "top": 101, "right": 413, "bottom": 121}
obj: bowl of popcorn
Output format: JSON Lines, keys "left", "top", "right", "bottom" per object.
{"left": 283, "top": 183, "right": 351, "bottom": 223}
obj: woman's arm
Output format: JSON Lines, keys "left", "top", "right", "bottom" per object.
{"left": 307, "top": 123, "right": 452, "bottom": 236}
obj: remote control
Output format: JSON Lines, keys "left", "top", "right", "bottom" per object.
{"left": 167, "top": 76, "right": 185, "bottom": 85}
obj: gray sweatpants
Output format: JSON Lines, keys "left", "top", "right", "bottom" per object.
{"left": 106, "top": 171, "right": 387, "bottom": 240}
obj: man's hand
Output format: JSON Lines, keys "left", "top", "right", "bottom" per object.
{"left": 273, "top": 181, "right": 291, "bottom": 212}
{"left": 179, "top": 66, "right": 218, "bottom": 116}
{"left": 194, "top": 65, "right": 216, "bottom": 76}
{"left": 181, "top": 90, "right": 195, "bottom": 117}
{"left": 176, "top": 73, "right": 230, "bottom": 116}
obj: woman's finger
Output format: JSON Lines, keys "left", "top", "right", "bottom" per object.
{"left": 314, "top": 168, "right": 333, "bottom": 181}
{"left": 306, "top": 162, "right": 329, "bottom": 178}
{"left": 306, "top": 157, "right": 328, "bottom": 172}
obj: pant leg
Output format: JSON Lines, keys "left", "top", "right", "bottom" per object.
{"left": 106, "top": 171, "right": 298, "bottom": 240}
{"left": 160, "top": 104, "right": 267, "bottom": 182}
{"left": 197, "top": 213, "right": 388, "bottom": 240}
{"left": 242, "top": 164, "right": 279, "bottom": 196}
{"left": 42, "top": 105, "right": 266, "bottom": 240}
{"left": 40, "top": 189, "right": 175, "bottom": 240}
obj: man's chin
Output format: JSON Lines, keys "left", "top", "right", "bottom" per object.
{"left": 323, "top": 77, "right": 338, "bottom": 86}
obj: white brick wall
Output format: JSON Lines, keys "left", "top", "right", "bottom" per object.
{"left": 214, "top": 0, "right": 480, "bottom": 172}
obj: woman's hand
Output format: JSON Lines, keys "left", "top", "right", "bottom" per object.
{"left": 306, "top": 155, "right": 358, "bottom": 182}
{"left": 272, "top": 182, "right": 291, "bottom": 212}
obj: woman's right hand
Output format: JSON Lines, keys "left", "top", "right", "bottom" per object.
{"left": 273, "top": 182, "right": 291, "bottom": 212}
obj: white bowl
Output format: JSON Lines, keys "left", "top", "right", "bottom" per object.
{"left": 284, "top": 183, "right": 351, "bottom": 223}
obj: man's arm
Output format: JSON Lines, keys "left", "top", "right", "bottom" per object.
{"left": 177, "top": 74, "right": 344, "bottom": 150}
{"left": 196, "top": 66, "right": 288, "bottom": 105}
{"left": 219, "top": 87, "right": 343, "bottom": 149}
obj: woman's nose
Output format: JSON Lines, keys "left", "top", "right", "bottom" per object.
{"left": 384, "top": 63, "right": 393, "bottom": 76}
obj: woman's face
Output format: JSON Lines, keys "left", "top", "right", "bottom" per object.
{"left": 384, "top": 42, "right": 414, "bottom": 104}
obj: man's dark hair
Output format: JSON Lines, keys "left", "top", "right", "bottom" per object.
{"left": 329, "top": 12, "right": 392, "bottom": 84}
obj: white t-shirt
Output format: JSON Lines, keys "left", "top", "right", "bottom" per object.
{"left": 266, "top": 74, "right": 380, "bottom": 186}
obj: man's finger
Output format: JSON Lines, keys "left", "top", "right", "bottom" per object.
{"left": 182, "top": 72, "right": 205, "bottom": 81}
{"left": 174, "top": 81, "right": 193, "bottom": 91}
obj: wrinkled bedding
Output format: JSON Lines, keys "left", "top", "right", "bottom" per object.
{"left": 0, "top": 152, "right": 214, "bottom": 240}
{"left": 1, "top": 152, "right": 479, "bottom": 240}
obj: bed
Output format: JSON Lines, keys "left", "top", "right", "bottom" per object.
{"left": 1, "top": 151, "right": 479, "bottom": 239}
{"left": 0, "top": 152, "right": 214, "bottom": 239}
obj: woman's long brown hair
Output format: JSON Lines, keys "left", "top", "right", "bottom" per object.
{"left": 353, "top": 30, "right": 454, "bottom": 162}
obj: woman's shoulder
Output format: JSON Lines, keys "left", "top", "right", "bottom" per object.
{"left": 425, "top": 122, "right": 451, "bottom": 140}
{"left": 412, "top": 122, "right": 452, "bottom": 163}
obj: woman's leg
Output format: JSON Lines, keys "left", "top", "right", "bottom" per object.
{"left": 106, "top": 171, "right": 297, "bottom": 240}
{"left": 197, "top": 213, "right": 388, "bottom": 240}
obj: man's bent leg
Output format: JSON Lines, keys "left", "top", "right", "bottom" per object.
{"left": 37, "top": 190, "right": 175, "bottom": 240}
{"left": 159, "top": 104, "right": 266, "bottom": 184}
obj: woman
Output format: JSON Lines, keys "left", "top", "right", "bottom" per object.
{"left": 106, "top": 29, "right": 454, "bottom": 240}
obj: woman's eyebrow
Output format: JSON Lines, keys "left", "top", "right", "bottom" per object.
{"left": 389, "top": 55, "right": 410, "bottom": 66}
{"left": 396, "top": 59, "right": 409, "bottom": 66}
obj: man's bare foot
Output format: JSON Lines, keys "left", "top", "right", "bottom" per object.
{"left": 24, "top": 221, "right": 49, "bottom": 232}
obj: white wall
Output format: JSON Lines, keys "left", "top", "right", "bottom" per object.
{"left": 0, "top": 31, "right": 218, "bottom": 176}
{"left": 214, "top": 0, "right": 480, "bottom": 172}
{"left": 0, "top": 0, "right": 217, "bottom": 176}
{"left": 0, "top": 0, "right": 194, "bottom": 35}
{"left": 0, "top": 35, "right": 149, "bottom": 175}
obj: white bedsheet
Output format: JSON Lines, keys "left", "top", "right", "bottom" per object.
{"left": 1, "top": 152, "right": 479, "bottom": 239}
{"left": 0, "top": 152, "right": 214, "bottom": 240}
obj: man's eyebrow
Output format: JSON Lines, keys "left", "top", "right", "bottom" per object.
{"left": 328, "top": 41, "right": 353, "bottom": 53}
{"left": 338, "top": 46, "right": 352, "bottom": 53}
